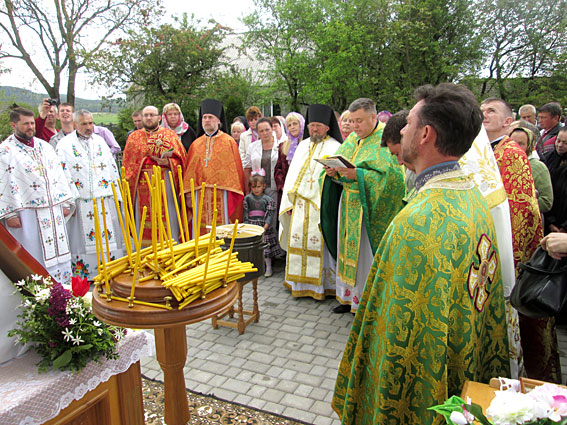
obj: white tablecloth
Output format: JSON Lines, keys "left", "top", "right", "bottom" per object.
{"left": 0, "top": 330, "right": 154, "bottom": 425}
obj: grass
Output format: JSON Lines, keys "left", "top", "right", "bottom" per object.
{"left": 92, "top": 112, "right": 119, "bottom": 125}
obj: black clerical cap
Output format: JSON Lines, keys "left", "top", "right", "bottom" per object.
{"left": 197, "top": 99, "right": 228, "bottom": 137}
{"left": 304, "top": 104, "right": 343, "bottom": 143}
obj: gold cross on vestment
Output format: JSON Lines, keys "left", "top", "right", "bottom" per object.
{"left": 307, "top": 176, "right": 316, "bottom": 190}
{"left": 36, "top": 164, "right": 45, "bottom": 176}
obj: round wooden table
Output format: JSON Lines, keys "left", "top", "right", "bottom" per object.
{"left": 92, "top": 282, "right": 238, "bottom": 425}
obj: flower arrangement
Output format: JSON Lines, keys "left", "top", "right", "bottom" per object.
{"left": 430, "top": 383, "right": 567, "bottom": 425}
{"left": 8, "top": 274, "right": 125, "bottom": 372}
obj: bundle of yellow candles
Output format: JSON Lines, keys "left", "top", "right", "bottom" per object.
{"left": 93, "top": 169, "right": 257, "bottom": 310}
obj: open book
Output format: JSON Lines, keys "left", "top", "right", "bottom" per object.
{"left": 313, "top": 155, "right": 355, "bottom": 169}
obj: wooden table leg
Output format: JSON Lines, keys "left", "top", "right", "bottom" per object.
{"left": 252, "top": 278, "right": 259, "bottom": 322}
{"left": 154, "top": 325, "right": 190, "bottom": 425}
{"left": 237, "top": 281, "right": 245, "bottom": 334}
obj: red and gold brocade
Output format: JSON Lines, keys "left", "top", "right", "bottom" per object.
{"left": 493, "top": 136, "right": 543, "bottom": 267}
{"left": 122, "top": 128, "right": 188, "bottom": 244}
{"left": 494, "top": 137, "right": 560, "bottom": 384}
{"left": 183, "top": 131, "right": 245, "bottom": 235}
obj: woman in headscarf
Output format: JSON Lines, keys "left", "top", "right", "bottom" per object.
{"left": 162, "top": 103, "right": 197, "bottom": 152}
{"left": 274, "top": 112, "right": 305, "bottom": 208}
{"left": 509, "top": 124, "right": 553, "bottom": 214}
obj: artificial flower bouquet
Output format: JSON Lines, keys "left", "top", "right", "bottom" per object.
{"left": 430, "top": 383, "right": 567, "bottom": 425}
{"left": 8, "top": 274, "right": 125, "bottom": 372}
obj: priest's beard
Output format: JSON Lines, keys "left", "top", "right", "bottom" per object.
{"left": 311, "top": 134, "right": 326, "bottom": 143}
{"left": 15, "top": 129, "right": 33, "bottom": 141}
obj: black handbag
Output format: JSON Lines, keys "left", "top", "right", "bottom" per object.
{"left": 510, "top": 246, "right": 567, "bottom": 318}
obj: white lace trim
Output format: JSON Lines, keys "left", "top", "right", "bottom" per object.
{"left": 0, "top": 330, "right": 154, "bottom": 425}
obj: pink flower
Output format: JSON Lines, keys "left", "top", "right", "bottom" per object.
{"left": 71, "top": 276, "right": 89, "bottom": 297}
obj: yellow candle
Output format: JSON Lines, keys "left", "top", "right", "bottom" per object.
{"left": 196, "top": 182, "right": 205, "bottom": 238}
{"left": 111, "top": 182, "right": 133, "bottom": 269}
{"left": 123, "top": 178, "right": 138, "bottom": 250}
{"left": 223, "top": 219, "right": 239, "bottom": 285}
{"left": 190, "top": 178, "right": 196, "bottom": 253}
{"left": 100, "top": 198, "right": 111, "bottom": 263}
{"left": 150, "top": 175, "right": 158, "bottom": 271}
{"left": 213, "top": 184, "right": 217, "bottom": 226}
{"left": 155, "top": 167, "right": 165, "bottom": 249}
{"left": 178, "top": 165, "right": 190, "bottom": 242}
{"left": 93, "top": 198, "right": 110, "bottom": 295}
{"left": 130, "top": 206, "right": 147, "bottom": 301}
{"left": 200, "top": 209, "right": 217, "bottom": 298}
{"left": 168, "top": 171, "right": 185, "bottom": 243}
{"left": 161, "top": 180, "right": 176, "bottom": 269}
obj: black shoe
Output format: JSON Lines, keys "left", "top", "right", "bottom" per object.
{"left": 333, "top": 304, "right": 351, "bottom": 314}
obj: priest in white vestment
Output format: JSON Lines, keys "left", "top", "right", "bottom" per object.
{"left": 279, "top": 104, "right": 342, "bottom": 300}
{"left": 0, "top": 108, "right": 76, "bottom": 284}
{"left": 459, "top": 126, "right": 521, "bottom": 378}
{"left": 57, "top": 110, "right": 124, "bottom": 280}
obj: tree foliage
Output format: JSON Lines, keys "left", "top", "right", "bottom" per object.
{"left": 93, "top": 14, "right": 252, "bottom": 126}
{"left": 478, "top": 0, "right": 567, "bottom": 100}
{"left": 243, "top": 0, "right": 484, "bottom": 113}
{"left": 0, "top": 0, "right": 161, "bottom": 105}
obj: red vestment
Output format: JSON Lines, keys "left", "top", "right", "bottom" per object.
{"left": 122, "top": 127, "right": 187, "bottom": 245}
{"left": 494, "top": 136, "right": 560, "bottom": 384}
{"left": 184, "top": 131, "right": 244, "bottom": 235}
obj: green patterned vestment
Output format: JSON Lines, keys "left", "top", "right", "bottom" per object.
{"left": 332, "top": 170, "right": 510, "bottom": 425}
{"left": 320, "top": 124, "right": 405, "bottom": 286}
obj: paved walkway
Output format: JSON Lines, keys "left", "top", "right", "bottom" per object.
{"left": 140, "top": 262, "right": 567, "bottom": 425}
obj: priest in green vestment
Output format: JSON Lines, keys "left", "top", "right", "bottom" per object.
{"left": 320, "top": 98, "right": 405, "bottom": 314}
{"left": 332, "top": 84, "right": 510, "bottom": 425}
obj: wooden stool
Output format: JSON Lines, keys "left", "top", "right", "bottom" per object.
{"left": 211, "top": 278, "right": 259, "bottom": 334}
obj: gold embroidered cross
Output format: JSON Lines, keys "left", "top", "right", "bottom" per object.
{"left": 467, "top": 234, "right": 498, "bottom": 312}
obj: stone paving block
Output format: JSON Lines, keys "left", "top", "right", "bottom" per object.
{"left": 234, "top": 394, "right": 253, "bottom": 406}
{"left": 336, "top": 326, "right": 351, "bottom": 336}
{"left": 221, "top": 377, "right": 252, "bottom": 394}
{"left": 241, "top": 359, "right": 271, "bottom": 374}
{"left": 266, "top": 366, "right": 284, "bottom": 378}
{"left": 232, "top": 348, "right": 252, "bottom": 358}
{"left": 247, "top": 398, "right": 267, "bottom": 410}
{"left": 193, "top": 383, "right": 213, "bottom": 394}
{"left": 310, "top": 387, "right": 329, "bottom": 401}
{"left": 294, "top": 383, "right": 314, "bottom": 397}
{"left": 248, "top": 351, "right": 276, "bottom": 365}
{"left": 321, "top": 377, "right": 337, "bottom": 391}
{"left": 186, "top": 358, "right": 205, "bottom": 370}
{"left": 285, "top": 359, "right": 313, "bottom": 373}
{"left": 143, "top": 358, "right": 161, "bottom": 371}
{"left": 272, "top": 356, "right": 288, "bottom": 367}
{"left": 287, "top": 350, "right": 315, "bottom": 363}
{"left": 213, "top": 343, "right": 236, "bottom": 355}
{"left": 211, "top": 388, "right": 238, "bottom": 402}
{"left": 281, "top": 393, "right": 315, "bottom": 410}
{"left": 278, "top": 369, "right": 297, "bottom": 380}
{"left": 262, "top": 388, "right": 286, "bottom": 403}
{"left": 298, "top": 335, "right": 316, "bottom": 345}
{"left": 275, "top": 379, "right": 299, "bottom": 393}
{"left": 249, "top": 373, "right": 278, "bottom": 388}
{"left": 246, "top": 384, "right": 267, "bottom": 398}
{"left": 316, "top": 347, "right": 342, "bottom": 359}
{"left": 311, "top": 330, "right": 331, "bottom": 339}
{"left": 282, "top": 407, "right": 317, "bottom": 424}
{"left": 313, "top": 415, "right": 334, "bottom": 425}
{"left": 143, "top": 369, "right": 160, "bottom": 380}
{"left": 310, "top": 365, "right": 329, "bottom": 377}
{"left": 199, "top": 361, "right": 229, "bottom": 375}
{"left": 294, "top": 372, "right": 323, "bottom": 387}
{"left": 326, "top": 340, "right": 348, "bottom": 351}
{"left": 311, "top": 400, "right": 334, "bottom": 416}
{"left": 277, "top": 331, "right": 302, "bottom": 342}
{"left": 262, "top": 401, "right": 286, "bottom": 415}
{"left": 325, "top": 367, "right": 339, "bottom": 379}
{"left": 208, "top": 374, "right": 229, "bottom": 387}
{"left": 183, "top": 378, "right": 200, "bottom": 390}
{"left": 187, "top": 369, "right": 215, "bottom": 384}
{"left": 299, "top": 344, "right": 316, "bottom": 354}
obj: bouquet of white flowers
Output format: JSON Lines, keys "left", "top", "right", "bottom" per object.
{"left": 8, "top": 274, "right": 125, "bottom": 372}
{"left": 430, "top": 383, "right": 567, "bottom": 425}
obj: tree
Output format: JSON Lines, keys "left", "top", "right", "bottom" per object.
{"left": 93, "top": 14, "right": 230, "bottom": 127}
{"left": 478, "top": 0, "right": 567, "bottom": 100}
{"left": 0, "top": 0, "right": 161, "bottom": 105}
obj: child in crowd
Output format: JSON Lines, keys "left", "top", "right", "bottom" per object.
{"left": 243, "top": 171, "right": 278, "bottom": 277}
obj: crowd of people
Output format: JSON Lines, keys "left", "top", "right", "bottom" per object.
{"left": 2, "top": 87, "right": 567, "bottom": 424}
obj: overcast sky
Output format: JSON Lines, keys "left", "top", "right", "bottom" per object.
{"left": 0, "top": 0, "right": 255, "bottom": 99}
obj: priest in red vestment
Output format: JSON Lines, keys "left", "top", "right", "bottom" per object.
{"left": 482, "top": 97, "right": 561, "bottom": 384}
{"left": 122, "top": 105, "right": 188, "bottom": 245}
{"left": 184, "top": 99, "right": 245, "bottom": 236}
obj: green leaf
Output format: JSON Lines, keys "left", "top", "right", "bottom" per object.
{"left": 53, "top": 349, "right": 73, "bottom": 370}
